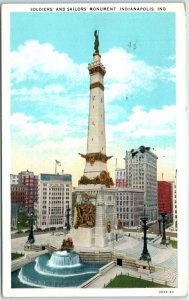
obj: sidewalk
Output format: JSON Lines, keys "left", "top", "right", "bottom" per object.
{"left": 85, "top": 265, "right": 177, "bottom": 288}
{"left": 11, "top": 232, "right": 65, "bottom": 253}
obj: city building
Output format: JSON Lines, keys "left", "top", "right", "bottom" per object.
{"left": 115, "top": 168, "right": 126, "bottom": 188}
{"left": 125, "top": 148, "right": 158, "bottom": 220}
{"left": 10, "top": 174, "right": 18, "bottom": 185}
{"left": 158, "top": 181, "right": 172, "bottom": 216}
{"left": 172, "top": 171, "right": 177, "bottom": 231}
{"left": 11, "top": 184, "right": 26, "bottom": 208}
{"left": 11, "top": 184, "right": 26, "bottom": 228}
{"left": 18, "top": 170, "right": 38, "bottom": 212}
{"left": 35, "top": 173, "right": 72, "bottom": 230}
{"left": 116, "top": 188, "right": 144, "bottom": 227}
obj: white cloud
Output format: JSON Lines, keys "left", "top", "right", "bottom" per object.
{"left": 11, "top": 84, "right": 66, "bottom": 102}
{"left": 107, "top": 105, "right": 176, "bottom": 139}
{"left": 155, "top": 147, "right": 176, "bottom": 158}
{"left": 103, "top": 48, "right": 155, "bottom": 83}
{"left": 11, "top": 42, "right": 175, "bottom": 102}
{"left": 102, "top": 48, "right": 175, "bottom": 103}
{"left": 31, "top": 137, "right": 86, "bottom": 155}
{"left": 155, "top": 66, "right": 175, "bottom": 82}
{"left": 11, "top": 40, "right": 87, "bottom": 83}
{"left": 11, "top": 112, "right": 69, "bottom": 140}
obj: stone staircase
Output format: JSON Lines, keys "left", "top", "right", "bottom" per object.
{"left": 158, "top": 255, "right": 177, "bottom": 273}
{"left": 121, "top": 267, "right": 177, "bottom": 287}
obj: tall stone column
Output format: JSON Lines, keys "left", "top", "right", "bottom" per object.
{"left": 72, "top": 31, "right": 114, "bottom": 250}
{"left": 79, "top": 32, "right": 112, "bottom": 181}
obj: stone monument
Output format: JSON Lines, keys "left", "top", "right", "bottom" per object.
{"left": 71, "top": 31, "right": 116, "bottom": 249}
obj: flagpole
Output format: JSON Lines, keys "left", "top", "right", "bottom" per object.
{"left": 55, "top": 160, "right": 61, "bottom": 175}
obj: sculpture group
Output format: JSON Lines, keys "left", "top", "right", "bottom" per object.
{"left": 73, "top": 202, "right": 96, "bottom": 229}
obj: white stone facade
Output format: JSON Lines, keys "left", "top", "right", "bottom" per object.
{"left": 10, "top": 174, "right": 18, "bottom": 185}
{"left": 125, "top": 150, "right": 158, "bottom": 220}
{"left": 35, "top": 174, "right": 72, "bottom": 230}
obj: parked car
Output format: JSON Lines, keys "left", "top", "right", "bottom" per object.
{"left": 34, "top": 228, "right": 43, "bottom": 232}
{"left": 49, "top": 227, "right": 56, "bottom": 231}
{"left": 15, "top": 230, "right": 23, "bottom": 234}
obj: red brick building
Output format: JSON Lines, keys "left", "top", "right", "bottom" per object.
{"left": 18, "top": 171, "right": 38, "bottom": 212}
{"left": 11, "top": 184, "right": 26, "bottom": 208}
{"left": 158, "top": 181, "right": 172, "bottom": 216}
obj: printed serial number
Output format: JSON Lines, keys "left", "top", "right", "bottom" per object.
{"left": 159, "top": 290, "right": 174, "bottom": 294}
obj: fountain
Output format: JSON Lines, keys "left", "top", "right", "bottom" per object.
{"left": 48, "top": 250, "right": 80, "bottom": 268}
{"left": 12, "top": 250, "right": 106, "bottom": 288}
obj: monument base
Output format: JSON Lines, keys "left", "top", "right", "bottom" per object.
{"left": 72, "top": 184, "right": 116, "bottom": 249}
{"left": 70, "top": 227, "right": 95, "bottom": 248}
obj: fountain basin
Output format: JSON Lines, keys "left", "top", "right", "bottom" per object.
{"left": 11, "top": 252, "right": 106, "bottom": 288}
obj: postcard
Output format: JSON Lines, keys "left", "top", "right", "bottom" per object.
{"left": 1, "top": 2, "right": 187, "bottom": 298}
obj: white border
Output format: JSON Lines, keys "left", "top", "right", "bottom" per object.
{"left": 1, "top": 2, "right": 187, "bottom": 298}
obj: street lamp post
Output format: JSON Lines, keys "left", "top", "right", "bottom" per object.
{"left": 27, "top": 211, "right": 35, "bottom": 244}
{"left": 160, "top": 212, "right": 167, "bottom": 245}
{"left": 65, "top": 206, "right": 71, "bottom": 232}
{"left": 139, "top": 210, "right": 151, "bottom": 261}
{"left": 158, "top": 215, "right": 162, "bottom": 235}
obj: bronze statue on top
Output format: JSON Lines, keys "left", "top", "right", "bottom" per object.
{"left": 94, "top": 30, "right": 99, "bottom": 53}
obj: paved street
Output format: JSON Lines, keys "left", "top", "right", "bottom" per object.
{"left": 12, "top": 232, "right": 177, "bottom": 274}
{"left": 11, "top": 231, "right": 65, "bottom": 253}
{"left": 123, "top": 223, "right": 177, "bottom": 238}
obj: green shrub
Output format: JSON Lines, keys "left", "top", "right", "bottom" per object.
{"left": 11, "top": 252, "right": 24, "bottom": 260}
{"left": 170, "top": 240, "right": 177, "bottom": 249}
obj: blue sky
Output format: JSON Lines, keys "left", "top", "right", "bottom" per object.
{"left": 10, "top": 11, "right": 176, "bottom": 185}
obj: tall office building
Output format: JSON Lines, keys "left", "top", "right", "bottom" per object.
{"left": 18, "top": 170, "right": 38, "bottom": 212}
{"left": 35, "top": 173, "right": 72, "bottom": 230}
{"left": 125, "top": 148, "right": 158, "bottom": 220}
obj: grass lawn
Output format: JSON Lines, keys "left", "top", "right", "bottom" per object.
{"left": 11, "top": 252, "right": 24, "bottom": 260}
{"left": 106, "top": 275, "right": 168, "bottom": 288}
{"left": 169, "top": 240, "right": 177, "bottom": 249}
